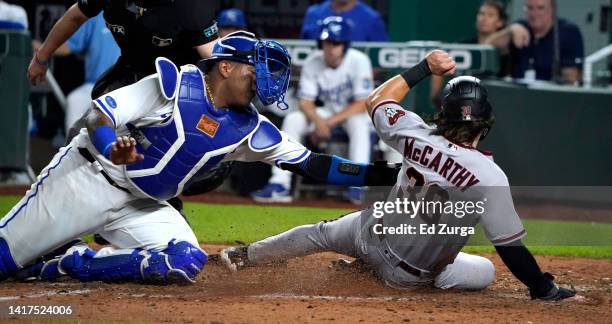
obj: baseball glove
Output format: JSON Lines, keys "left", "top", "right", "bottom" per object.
{"left": 182, "top": 161, "right": 234, "bottom": 196}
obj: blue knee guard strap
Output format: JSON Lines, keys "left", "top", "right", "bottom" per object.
{"left": 0, "top": 237, "right": 18, "bottom": 281}
{"left": 59, "top": 240, "right": 207, "bottom": 284}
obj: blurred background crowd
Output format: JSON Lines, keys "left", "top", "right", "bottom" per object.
{"left": 1, "top": 0, "right": 611, "bottom": 204}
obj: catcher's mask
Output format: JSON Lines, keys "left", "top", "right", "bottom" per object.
{"left": 440, "top": 76, "right": 494, "bottom": 140}
{"left": 199, "top": 31, "right": 292, "bottom": 110}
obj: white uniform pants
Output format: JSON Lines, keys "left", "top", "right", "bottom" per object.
{"left": 269, "top": 109, "right": 371, "bottom": 188}
{"left": 248, "top": 211, "right": 495, "bottom": 290}
{"left": 65, "top": 83, "right": 94, "bottom": 132}
{"left": 0, "top": 141, "right": 197, "bottom": 268}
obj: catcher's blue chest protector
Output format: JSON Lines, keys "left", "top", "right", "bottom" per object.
{"left": 125, "top": 58, "right": 279, "bottom": 200}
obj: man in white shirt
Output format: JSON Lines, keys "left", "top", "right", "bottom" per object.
{"left": 251, "top": 16, "right": 374, "bottom": 203}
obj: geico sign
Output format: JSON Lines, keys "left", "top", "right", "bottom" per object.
{"left": 378, "top": 48, "right": 472, "bottom": 69}
{"left": 288, "top": 46, "right": 316, "bottom": 66}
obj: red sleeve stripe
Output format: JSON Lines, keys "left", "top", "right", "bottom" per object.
{"left": 491, "top": 229, "right": 527, "bottom": 245}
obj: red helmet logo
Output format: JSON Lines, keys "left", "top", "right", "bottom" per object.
{"left": 461, "top": 105, "right": 472, "bottom": 121}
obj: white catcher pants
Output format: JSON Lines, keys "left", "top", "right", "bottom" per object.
{"left": 0, "top": 140, "right": 198, "bottom": 268}
{"left": 269, "top": 109, "right": 372, "bottom": 189}
{"left": 248, "top": 211, "right": 495, "bottom": 290}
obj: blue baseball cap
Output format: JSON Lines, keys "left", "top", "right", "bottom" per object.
{"left": 217, "top": 9, "right": 247, "bottom": 29}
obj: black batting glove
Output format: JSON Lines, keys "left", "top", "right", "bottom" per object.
{"left": 530, "top": 272, "right": 577, "bottom": 301}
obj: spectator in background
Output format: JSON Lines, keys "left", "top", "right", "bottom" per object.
{"left": 0, "top": 0, "right": 27, "bottom": 30}
{"left": 0, "top": 0, "right": 29, "bottom": 185}
{"left": 485, "top": 0, "right": 584, "bottom": 83}
{"left": 217, "top": 8, "right": 247, "bottom": 38}
{"left": 430, "top": 0, "right": 508, "bottom": 107}
{"left": 34, "top": 12, "right": 120, "bottom": 132}
{"left": 301, "top": 0, "right": 388, "bottom": 42}
{"left": 251, "top": 16, "right": 374, "bottom": 204}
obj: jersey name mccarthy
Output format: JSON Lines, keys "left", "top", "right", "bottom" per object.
{"left": 402, "top": 137, "right": 481, "bottom": 191}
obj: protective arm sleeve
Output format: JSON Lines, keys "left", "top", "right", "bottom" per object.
{"left": 495, "top": 241, "right": 555, "bottom": 297}
{"left": 280, "top": 153, "right": 399, "bottom": 187}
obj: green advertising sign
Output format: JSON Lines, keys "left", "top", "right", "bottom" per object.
{"left": 275, "top": 39, "right": 500, "bottom": 75}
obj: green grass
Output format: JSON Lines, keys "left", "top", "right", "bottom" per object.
{"left": 183, "top": 203, "right": 350, "bottom": 244}
{"left": 2, "top": 196, "right": 611, "bottom": 258}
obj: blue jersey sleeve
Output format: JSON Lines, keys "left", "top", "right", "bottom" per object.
{"left": 67, "top": 18, "right": 93, "bottom": 54}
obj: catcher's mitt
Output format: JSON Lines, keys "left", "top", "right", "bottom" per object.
{"left": 182, "top": 161, "right": 234, "bottom": 196}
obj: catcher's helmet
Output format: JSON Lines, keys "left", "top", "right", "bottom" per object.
{"left": 199, "top": 31, "right": 292, "bottom": 109}
{"left": 317, "top": 16, "right": 352, "bottom": 51}
{"left": 217, "top": 8, "right": 247, "bottom": 29}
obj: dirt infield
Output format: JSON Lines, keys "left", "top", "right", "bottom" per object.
{"left": 1, "top": 187, "right": 611, "bottom": 322}
{"left": 0, "top": 245, "right": 611, "bottom": 323}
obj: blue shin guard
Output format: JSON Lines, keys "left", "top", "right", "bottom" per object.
{"left": 0, "top": 238, "right": 18, "bottom": 281}
{"left": 59, "top": 240, "right": 207, "bottom": 284}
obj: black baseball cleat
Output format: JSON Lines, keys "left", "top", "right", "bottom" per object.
{"left": 219, "top": 246, "right": 249, "bottom": 272}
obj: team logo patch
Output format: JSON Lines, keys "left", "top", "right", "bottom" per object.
{"left": 106, "top": 23, "right": 125, "bottom": 35}
{"left": 384, "top": 106, "right": 406, "bottom": 125}
{"left": 105, "top": 96, "right": 117, "bottom": 108}
{"left": 461, "top": 105, "right": 472, "bottom": 121}
{"left": 196, "top": 114, "right": 220, "bottom": 138}
{"left": 203, "top": 23, "right": 218, "bottom": 38}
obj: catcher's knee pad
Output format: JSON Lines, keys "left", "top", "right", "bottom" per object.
{"left": 59, "top": 239, "right": 207, "bottom": 284}
{"left": 0, "top": 237, "right": 18, "bottom": 281}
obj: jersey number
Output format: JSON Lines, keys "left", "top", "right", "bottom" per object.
{"left": 403, "top": 167, "right": 450, "bottom": 225}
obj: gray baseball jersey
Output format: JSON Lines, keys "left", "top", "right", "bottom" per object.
{"left": 367, "top": 100, "right": 526, "bottom": 272}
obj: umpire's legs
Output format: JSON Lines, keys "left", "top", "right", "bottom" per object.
{"left": 248, "top": 211, "right": 363, "bottom": 264}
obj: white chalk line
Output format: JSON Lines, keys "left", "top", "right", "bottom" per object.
{"left": 251, "top": 293, "right": 415, "bottom": 302}
{"left": 0, "top": 289, "right": 92, "bottom": 302}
